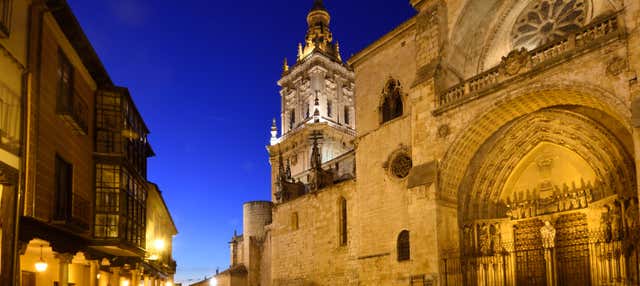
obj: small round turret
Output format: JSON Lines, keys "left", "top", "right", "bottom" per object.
{"left": 243, "top": 201, "right": 273, "bottom": 239}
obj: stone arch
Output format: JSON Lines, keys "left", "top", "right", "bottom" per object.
{"left": 445, "top": 0, "right": 620, "bottom": 78}
{"left": 439, "top": 83, "right": 632, "bottom": 210}
{"left": 459, "top": 108, "right": 635, "bottom": 221}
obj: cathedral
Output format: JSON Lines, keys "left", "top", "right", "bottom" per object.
{"left": 214, "top": 0, "right": 640, "bottom": 285}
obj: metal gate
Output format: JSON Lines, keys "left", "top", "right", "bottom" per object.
{"left": 514, "top": 219, "right": 546, "bottom": 286}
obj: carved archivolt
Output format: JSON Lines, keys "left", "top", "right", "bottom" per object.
{"left": 439, "top": 84, "right": 631, "bottom": 205}
{"left": 461, "top": 109, "right": 634, "bottom": 221}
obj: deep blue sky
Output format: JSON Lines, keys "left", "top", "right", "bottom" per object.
{"left": 66, "top": 0, "right": 415, "bottom": 283}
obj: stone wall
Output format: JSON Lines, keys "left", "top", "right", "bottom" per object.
{"left": 270, "top": 180, "right": 356, "bottom": 286}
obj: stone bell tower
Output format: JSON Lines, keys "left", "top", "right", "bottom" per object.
{"left": 267, "top": 0, "right": 355, "bottom": 203}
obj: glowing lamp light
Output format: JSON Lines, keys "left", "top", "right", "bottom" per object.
{"left": 121, "top": 280, "right": 130, "bottom": 286}
{"left": 34, "top": 260, "right": 48, "bottom": 272}
{"left": 35, "top": 245, "right": 48, "bottom": 272}
{"left": 153, "top": 239, "right": 166, "bottom": 251}
{"left": 210, "top": 277, "right": 218, "bottom": 286}
{"left": 165, "top": 283, "right": 173, "bottom": 286}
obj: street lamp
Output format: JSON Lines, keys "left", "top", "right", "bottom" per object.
{"left": 210, "top": 277, "right": 218, "bottom": 286}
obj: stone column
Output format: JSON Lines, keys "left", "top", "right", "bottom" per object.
{"left": 98, "top": 270, "right": 109, "bottom": 286}
{"left": 143, "top": 275, "right": 150, "bottom": 286}
{"left": 55, "top": 253, "right": 74, "bottom": 286}
{"left": 131, "top": 269, "right": 140, "bottom": 286}
{"left": 89, "top": 260, "right": 99, "bottom": 286}
{"left": 111, "top": 267, "right": 121, "bottom": 286}
{"left": 543, "top": 248, "right": 557, "bottom": 286}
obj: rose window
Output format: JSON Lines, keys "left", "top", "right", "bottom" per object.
{"left": 512, "top": 0, "right": 587, "bottom": 50}
{"left": 390, "top": 154, "right": 412, "bottom": 179}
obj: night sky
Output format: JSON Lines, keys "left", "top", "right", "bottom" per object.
{"left": 65, "top": 0, "right": 415, "bottom": 283}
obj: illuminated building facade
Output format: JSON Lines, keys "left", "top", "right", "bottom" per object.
{"left": 0, "top": 0, "right": 29, "bottom": 284}
{"left": 219, "top": 0, "right": 640, "bottom": 285}
{"left": 0, "top": 0, "right": 181, "bottom": 285}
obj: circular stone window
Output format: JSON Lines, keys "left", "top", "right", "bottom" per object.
{"left": 390, "top": 154, "right": 413, "bottom": 179}
{"left": 512, "top": 0, "right": 587, "bottom": 50}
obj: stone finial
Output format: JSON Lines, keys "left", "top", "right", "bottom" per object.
{"left": 283, "top": 58, "right": 289, "bottom": 73}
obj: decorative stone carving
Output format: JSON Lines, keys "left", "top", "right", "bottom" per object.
{"left": 540, "top": 220, "right": 556, "bottom": 249}
{"left": 606, "top": 57, "right": 627, "bottom": 77}
{"left": 611, "top": 203, "right": 622, "bottom": 240}
{"left": 437, "top": 124, "right": 450, "bottom": 138}
{"left": 625, "top": 200, "right": 638, "bottom": 229}
{"left": 512, "top": 0, "right": 588, "bottom": 50}
{"left": 463, "top": 225, "right": 474, "bottom": 254}
{"left": 390, "top": 153, "right": 412, "bottom": 179}
{"left": 491, "top": 224, "right": 503, "bottom": 253}
{"left": 479, "top": 224, "right": 492, "bottom": 255}
{"left": 499, "top": 48, "right": 530, "bottom": 76}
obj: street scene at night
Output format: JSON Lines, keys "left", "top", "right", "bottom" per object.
{"left": 1, "top": 0, "right": 640, "bottom": 285}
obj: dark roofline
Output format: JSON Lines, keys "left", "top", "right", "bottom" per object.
{"left": 45, "top": 0, "right": 113, "bottom": 87}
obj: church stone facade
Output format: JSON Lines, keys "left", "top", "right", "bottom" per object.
{"left": 216, "top": 0, "right": 640, "bottom": 285}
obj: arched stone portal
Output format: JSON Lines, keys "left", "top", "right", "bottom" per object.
{"left": 438, "top": 87, "right": 640, "bottom": 285}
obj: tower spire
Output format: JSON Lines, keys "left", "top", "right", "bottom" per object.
{"left": 297, "top": 0, "right": 341, "bottom": 63}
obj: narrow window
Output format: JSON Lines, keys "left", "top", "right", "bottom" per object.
{"left": 327, "top": 100, "right": 333, "bottom": 117}
{"left": 0, "top": 0, "right": 12, "bottom": 37}
{"left": 54, "top": 155, "right": 73, "bottom": 221}
{"left": 344, "top": 106, "right": 350, "bottom": 125}
{"left": 289, "top": 109, "right": 296, "bottom": 130}
{"left": 291, "top": 212, "right": 299, "bottom": 230}
{"left": 57, "top": 50, "right": 74, "bottom": 112}
{"left": 397, "top": 230, "right": 410, "bottom": 261}
{"left": 305, "top": 104, "right": 310, "bottom": 119}
{"left": 381, "top": 79, "right": 403, "bottom": 123}
{"left": 339, "top": 197, "right": 347, "bottom": 246}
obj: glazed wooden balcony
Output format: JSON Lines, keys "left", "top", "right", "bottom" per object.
{"left": 57, "top": 91, "right": 89, "bottom": 135}
{"left": 434, "top": 13, "right": 624, "bottom": 115}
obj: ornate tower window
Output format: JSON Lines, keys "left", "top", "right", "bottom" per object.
{"left": 512, "top": 0, "right": 588, "bottom": 50}
{"left": 380, "top": 78, "right": 403, "bottom": 123}
{"left": 327, "top": 100, "right": 333, "bottom": 117}
{"left": 289, "top": 109, "right": 296, "bottom": 130}
{"left": 397, "top": 230, "right": 410, "bottom": 261}
{"left": 344, "top": 106, "right": 350, "bottom": 125}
